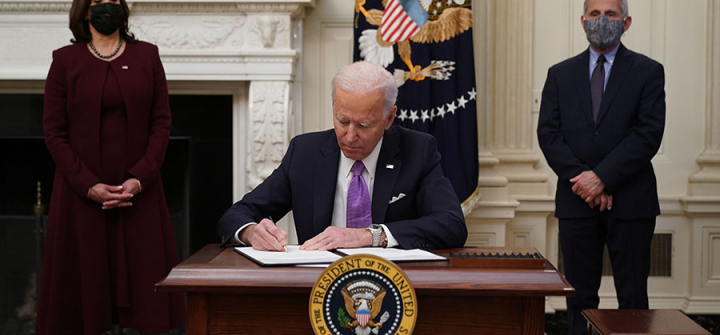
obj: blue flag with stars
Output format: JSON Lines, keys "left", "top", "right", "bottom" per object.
{"left": 353, "top": 0, "right": 479, "bottom": 204}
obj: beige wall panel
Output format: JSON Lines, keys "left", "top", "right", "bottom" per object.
{"left": 302, "top": 1, "right": 354, "bottom": 133}
{"left": 704, "top": 226, "right": 720, "bottom": 285}
{"left": 656, "top": 0, "right": 706, "bottom": 195}
{"left": 507, "top": 214, "right": 549, "bottom": 255}
{"left": 532, "top": 0, "right": 572, "bottom": 195}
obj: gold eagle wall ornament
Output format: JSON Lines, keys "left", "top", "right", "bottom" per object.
{"left": 356, "top": 0, "right": 472, "bottom": 86}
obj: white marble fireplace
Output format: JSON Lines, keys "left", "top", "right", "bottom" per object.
{"left": 0, "top": 0, "right": 314, "bottom": 201}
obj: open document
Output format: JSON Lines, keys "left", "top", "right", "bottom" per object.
{"left": 337, "top": 248, "right": 446, "bottom": 262}
{"left": 234, "top": 245, "right": 341, "bottom": 266}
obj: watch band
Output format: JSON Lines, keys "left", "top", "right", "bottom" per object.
{"left": 368, "top": 224, "right": 382, "bottom": 247}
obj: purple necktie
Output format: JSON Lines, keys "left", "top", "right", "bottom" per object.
{"left": 346, "top": 160, "right": 371, "bottom": 228}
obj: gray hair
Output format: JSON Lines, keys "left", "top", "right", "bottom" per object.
{"left": 584, "top": 0, "right": 629, "bottom": 19}
{"left": 331, "top": 61, "right": 398, "bottom": 117}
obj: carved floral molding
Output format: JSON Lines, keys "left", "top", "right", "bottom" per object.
{"left": 133, "top": 17, "right": 246, "bottom": 50}
{"left": 0, "top": 2, "right": 70, "bottom": 12}
{"left": 0, "top": 1, "right": 308, "bottom": 15}
{"left": 247, "top": 81, "right": 289, "bottom": 191}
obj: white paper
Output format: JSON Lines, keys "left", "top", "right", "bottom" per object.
{"left": 336, "top": 248, "right": 446, "bottom": 262}
{"left": 234, "top": 245, "right": 341, "bottom": 266}
{"left": 295, "top": 263, "right": 331, "bottom": 268}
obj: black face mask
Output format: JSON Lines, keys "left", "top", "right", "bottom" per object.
{"left": 89, "top": 3, "right": 125, "bottom": 35}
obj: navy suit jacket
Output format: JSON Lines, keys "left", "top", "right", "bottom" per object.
{"left": 217, "top": 125, "right": 467, "bottom": 249}
{"left": 537, "top": 44, "right": 666, "bottom": 219}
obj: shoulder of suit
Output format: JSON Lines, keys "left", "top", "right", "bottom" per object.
{"left": 546, "top": 49, "right": 587, "bottom": 73}
{"left": 51, "top": 43, "right": 84, "bottom": 62}
{"left": 555, "top": 57, "right": 578, "bottom": 68}
{"left": 622, "top": 47, "right": 662, "bottom": 68}
{"left": 128, "top": 40, "right": 160, "bottom": 55}
{"left": 388, "top": 125, "right": 434, "bottom": 143}
{"left": 290, "top": 129, "right": 335, "bottom": 144}
{"left": 53, "top": 43, "right": 78, "bottom": 54}
{"left": 288, "top": 129, "right": 337, "bottom": 157}
{"left": 132, "top": 40, "right": 158, "bottom": 50}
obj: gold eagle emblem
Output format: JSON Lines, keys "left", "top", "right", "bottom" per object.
{"left": 356, "top": 0, "right": 472, "bottom": 84}
{"left": 341, "top": 280, "right": 389, "bottom": 335}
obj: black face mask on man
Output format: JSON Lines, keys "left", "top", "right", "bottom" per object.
{"left": 89, "top": 3, "right": 125, "bottom": 36}
{"left": 583, "top": 14, "right": 625, "bottom": 50}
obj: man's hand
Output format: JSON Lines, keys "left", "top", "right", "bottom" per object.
{"left": 300, "top": 226, "right": 374, "bottom": 251}
{"left": 591, "top": 192, "right": 613, "bottom": 211}
{"left": 244, "top": 219, "right": 288, "bottom": 251}
{"left": 570, "top": 170, "right": 605, "bottom": 203}
{"left": 87, "top": 183, "right": 133, "bottom": 210}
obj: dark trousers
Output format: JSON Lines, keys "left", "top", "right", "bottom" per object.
{"left": 559, "top": 215, "right": 656, "bottom": 335}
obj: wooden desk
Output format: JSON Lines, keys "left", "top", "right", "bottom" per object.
{"left": 583, "top": 309, "right": 711, "bottom": 335}
{"left": 156, "top": 245, "right": 573, "bottom": 335}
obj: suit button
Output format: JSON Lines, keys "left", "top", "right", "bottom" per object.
{"left": 595, "top": 160, "right": 600, "bottom": 164}
{"left": 594, "top": 131, "right": 599, "bottom": 136}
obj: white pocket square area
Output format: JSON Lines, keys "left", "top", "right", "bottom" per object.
{"left": 389, "top": 193, "right": 406, "bottom": 204}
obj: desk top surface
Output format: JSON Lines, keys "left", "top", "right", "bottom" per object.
{"left": 156, "top": 245, "right": 573, "bottom": 297}
{"left": 582, "top": 309, "right": 711, "bottom": 335}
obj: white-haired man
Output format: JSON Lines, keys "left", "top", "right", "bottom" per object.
{"left": 537, "top": 0, "right": 665, "bottom": 334}
{"left": 218, "top": 61, "right": 467, "bottom": 251}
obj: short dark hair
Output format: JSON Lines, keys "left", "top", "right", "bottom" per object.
{"left": 68, "top": 0, "right": 136, "bottom": 43}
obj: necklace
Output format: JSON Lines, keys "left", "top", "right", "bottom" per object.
{"left": 89, "top": 38, "right": 122, "bottom": 59}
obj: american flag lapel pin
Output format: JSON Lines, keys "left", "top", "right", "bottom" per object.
{"left": 386, "top": 164, "right": 394, "bottom": 169}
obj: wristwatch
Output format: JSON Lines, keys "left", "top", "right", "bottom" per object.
{"left": 367, "top": 224, "right": 383, "bottom": 247}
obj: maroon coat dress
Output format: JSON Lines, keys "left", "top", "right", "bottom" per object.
{"left": 38, "top": 41, "right": 186, "bottom": 334}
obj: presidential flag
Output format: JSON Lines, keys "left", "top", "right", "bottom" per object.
{"left": 354, "top": 0, "right": 479, "bottom": 206}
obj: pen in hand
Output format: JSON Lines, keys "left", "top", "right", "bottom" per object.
{"left": 268, "top": 216, "right": 288, "bottom": 252}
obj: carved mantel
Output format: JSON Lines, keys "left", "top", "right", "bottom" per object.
{"left": 0, "top": 0, "right": 315, "bottom": 200}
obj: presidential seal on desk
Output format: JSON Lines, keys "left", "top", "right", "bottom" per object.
{"left": 310, "top": 254, "right": 417, "bottom": 335}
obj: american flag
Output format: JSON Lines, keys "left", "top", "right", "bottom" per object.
{"left": 355, "top": 0, "right": 479, "bottom": 204}
{"left": 380, "top": 0, "right": 428, "bottom": 43}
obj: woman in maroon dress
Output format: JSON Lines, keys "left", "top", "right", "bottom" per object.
{"left": 38, "top": 0, "right": 186, "bottom": 333}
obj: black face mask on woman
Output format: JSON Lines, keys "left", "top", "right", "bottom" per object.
{"left": 89, "top": 3, "right": 125, "bottom": 35}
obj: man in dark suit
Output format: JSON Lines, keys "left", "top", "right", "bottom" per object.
{"left": 537, "top": 0, "right": 665, "bottom": 334}
{"left": 218, "top": 61, "right": 467, "bottom": 251}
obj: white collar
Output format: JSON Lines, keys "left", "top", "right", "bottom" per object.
{"left": 340, "top": 137, "right": 384, "bottom": 179}
{"left": 589, "top": 43, "right": 620, "bottom": 66}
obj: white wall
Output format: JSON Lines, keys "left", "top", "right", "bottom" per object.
{"left": 302, "top": 0, "right": 354, "bottom": 132}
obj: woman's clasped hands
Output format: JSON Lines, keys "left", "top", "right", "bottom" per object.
{"left": 87, "top": 178, "right": 142, "bottom": 210}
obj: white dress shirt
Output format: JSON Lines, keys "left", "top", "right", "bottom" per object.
{"left": 588, "top": 43, "right": 620, "bottom": 92}
{"left": 331, "top": 137, "right": 398, "bottom": 247}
